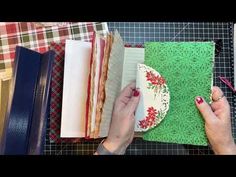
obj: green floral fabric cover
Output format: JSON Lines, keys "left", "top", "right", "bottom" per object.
{"left": 143, "top": 42, "right": 215, "bottom": 146}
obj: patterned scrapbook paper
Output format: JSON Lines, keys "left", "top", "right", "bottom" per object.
{"left": 143, "top": 42, "right": 215, "bottom": 146}
{"left": 0, "top": 22, "right": 108, "bottom": 72}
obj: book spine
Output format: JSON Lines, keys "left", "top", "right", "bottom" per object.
{"left": 0, "top": 46, "right": 41, "bottom": 155}
{"left": 28, "top": 50, "right": 55, "bottom": 155}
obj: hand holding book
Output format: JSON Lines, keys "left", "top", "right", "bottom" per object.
{"left": 101, "top": 82, "right": 140, "bottom": 154}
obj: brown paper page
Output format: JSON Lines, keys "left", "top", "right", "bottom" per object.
{"left": 90, "top": 34, "right": 106, "bottom": 138}
{"left": 94, "top": 34, "right": 112, "bottom": 138}
{"left": 87, "top": 38, "right": 97, "bottom": 138}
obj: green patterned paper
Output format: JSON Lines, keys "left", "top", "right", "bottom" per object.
{"left": 143, "top": 42, "right": 215, "bottom": 146}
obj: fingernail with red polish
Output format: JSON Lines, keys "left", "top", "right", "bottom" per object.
{"left": 196, "top": 97, "right": 204, "bottom": 104}
{"left": 133, "top": 89, "right": 140, "bottom": 97}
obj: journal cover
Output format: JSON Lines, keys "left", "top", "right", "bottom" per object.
{"left": 0, "top": 46, "right": 55, "bottom": 155}
{"left": 1, "top": 46, "right": 41, "bottom": 155}
{"left": 143, "top": 42, "right": 215, "bottom": 146}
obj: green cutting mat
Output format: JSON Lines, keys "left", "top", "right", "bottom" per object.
{"left": 143, "top": 42, "right": 215, "bottom": 146}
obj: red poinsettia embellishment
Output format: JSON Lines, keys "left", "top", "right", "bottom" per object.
{"left": 139, "top": 106, "right": 158, "bottom": 130}
{"left": 147, "top": 107, "right": 158, "bottom": 117}
{"left": 139, "top": 120, "right": 148, "bottom": 129}
{"left": 146, "top": 71, "right": 166, "bottom": 86}
{"left": 145, "top": 70, "right": 166, "bottom": 98}
{"left": 158, "top": 76, "right": 165, "bottom": 85}
{"left": 146, "top": 71, "right": 154, "bottom": 82}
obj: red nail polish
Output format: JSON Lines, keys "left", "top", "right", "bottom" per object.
{"left": 196, "top": 97, "right": 203, "bottom": 104}
{"left": 133, "top": 89, "right": 140, "bottom": 97}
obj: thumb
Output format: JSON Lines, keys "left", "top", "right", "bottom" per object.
{"left": 195, "top": 96, "right": 216, "bottom": 123}
{"left": 126, "top": 89, "right": 140, "bottom": 115}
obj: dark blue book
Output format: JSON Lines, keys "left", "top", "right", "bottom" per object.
{"left": 0, "top": 46, "right": 55, "bottom": 155}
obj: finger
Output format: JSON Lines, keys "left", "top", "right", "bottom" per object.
{"left": 115, "top": 82, "right": 136, "bottom": 109}
{"left": 126, "top": 89, "right": 141, "bottom": 115}
{"left": 211, "top": 86, "right": 231, "bottom": 118}
{"left": 195, "top": 96, "right": 216, "bottom": 123}
{"left": 212, "top": 86, "right": 229, "bottom": 107}
{"left": 210, "top": 101, "right": 221, "bottom": 112}
{"left": 118, "top": 82, "right": 136, "bottom": 100}
{"left": 213, "top": 109, "right": 222, "bottom": 117}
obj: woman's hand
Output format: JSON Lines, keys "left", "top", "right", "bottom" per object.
{"left": 102, "top": 82, "right": 140, "bottom": 154}
{"left": 195, "top": 86, "right": 236, "bottom": 154}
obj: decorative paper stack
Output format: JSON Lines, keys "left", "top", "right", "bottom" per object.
{"left": 58, "top": 31, "right": 215, "bottom": 147}
{"left": 60, "top": 32, "right": 114, "bottom": 139}
{"left": 59, "top": 31, "right": 171, "bottom": 139}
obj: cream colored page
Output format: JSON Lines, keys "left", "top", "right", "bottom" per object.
{"left": 60, "top": 40, "right": 91, "bottom": 137}
{"left": 121, "top": 48, "right": 145, "bottom": 89}
{"left": 99, "top": 31, "right": 125, "bottom": 137}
